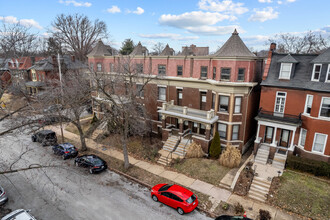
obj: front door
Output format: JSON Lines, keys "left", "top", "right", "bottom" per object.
{"left": 279, "top": 129, "right": 290, "bottom": 147}
{"left": 264, "top": 126, "right": 274, "bottom": 143}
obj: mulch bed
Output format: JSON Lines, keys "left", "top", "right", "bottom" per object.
{"left": 233, "top": 162, "right": 254, "bottom": 196}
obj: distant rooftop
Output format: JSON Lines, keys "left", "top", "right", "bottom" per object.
{"left": 130, "top": 42, "right": 149, "bottom": 56}
{"left": 177, "top": 44, "right": 209, "bottom": 56}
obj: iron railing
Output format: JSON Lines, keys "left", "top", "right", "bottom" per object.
{"left": 257, "top": 108, "right": 302, "bottom": 125}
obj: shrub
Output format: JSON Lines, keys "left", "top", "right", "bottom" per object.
{"left": 234, "top": 202, "right": 244, "bottom": 214}
{"left": 219, "top": 145, "right": 241, "bottom": 168}
{"left": 186, "top": 142, "right": 204, "bottom": 158}
{"left": 91, "top": 113, "right": 98, "bottom": 124}
{"left": 259, "top": 209, "right": 271, "bottom": 220}
{"left": 286, "top": 155, "right": 330, "bottom": 177}
{"left": 209, "top": 131, "right": 221, "bottom": 158}
{"left": 222, "top": 202, "right": 229, "bottom": 210}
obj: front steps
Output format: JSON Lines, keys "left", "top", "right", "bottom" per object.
{"left": 173, "top": 138, "right": 190, "bottom": 157}
{"left": 162, "top": 136, "right": 180, "bottom": 152}
{"left": 248, "top": 176, "right": 271, "bottom": 202}
{"left": 272, "top": 152, "right": 287, "bottom": 169}
{"left": 255, "top": 146, "right": 270, "bottom": 164}
{"left": 157, "top": 136, "right": 189, "bottom": 166}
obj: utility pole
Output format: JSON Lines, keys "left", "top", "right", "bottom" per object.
{"left": 57, "top": 53, "right": 64, "bottom": 143}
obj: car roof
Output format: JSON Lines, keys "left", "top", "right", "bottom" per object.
{"left": 59, "top": 143, "right": 74, "bottom": 148}
{"left": 1, "top": 209, "right": 36, "bottom": 220}
{"left": 167, "top": 184, "right": 193, "bottom": 200}
{"left": 37, "top": 130, "right": 55, "bottom": 134}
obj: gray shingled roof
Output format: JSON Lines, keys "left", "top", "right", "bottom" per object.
{"left": 25, "top": 81, "right": 45, "bottom": 87}
{"left": 130, "top": 42, "right": 148, "bottom": 56}
{"left": 262, "top": 52, "right": 330, "bottom": 92}
{"left": 160, "top": 44, "right": 174, "bottom": 56}
{"left": 214, "top": 29, "right": 256, "bottom": 57}
{"left": 278, "top": 54, "right": 298, "bottom": 63}
{"left": 30, "top": 55, "right": 87, "bottom": 71}
{"left": 311, "top": 47, "right": 330, "bottom": 63}
{"left": 88, "top": 40, "right": 113, "bottom": 56}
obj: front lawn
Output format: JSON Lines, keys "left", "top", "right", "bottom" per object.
{"left": 171, "top": 158, "right": 231, "bottom": 186}
{"left": 268, "top": 171, "right": 330, "bottom": 220}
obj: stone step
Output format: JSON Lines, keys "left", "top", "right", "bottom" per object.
{"left": 254, "top": 158, "right": 267, "bottom": 165}
{"left": 254, "top": 176, "right": 271, "bottom": 184}
{"left": 257, "top": 149, "right": 270, "bottom": 154}
{"left": 249, "top": 187, "right": 268, "bottom": 198}
{"left": 252, "top": 181, "right": 271, "bottom": 190}
{"left": 248, "top": 193, "right": 266, "bottom": 202}
{"left": 274, "top": 152, "right": 287, "bottom": 158}
{"left": 250, "top": 184, "right": 269, "bottom": 194}
{"left": 272, "top": 161, "right": 285, "bottom": 169}
{"left": 219, "top": 182, "right": 231, "bottom": 191}
{"left": 273, "top": 157, "right": 286, "bottom": 163}
{"left": 255, "top": 155, "right": 268, "bottom": 161}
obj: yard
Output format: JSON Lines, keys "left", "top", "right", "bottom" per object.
{"left": 268, "top": 171, "right": 330, "bottom": 220}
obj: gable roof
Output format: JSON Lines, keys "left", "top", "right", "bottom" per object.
{"left": 214, "top": 29, "right": 255, "bottom": 57}
{"left": 278, "top": 54, "right": 298, "bottom": 63}
{"left": 88, "top": 40, "right": 113, "bottom": 56}
{"left": 177, "top": 44, "right": 209, "bottom": 56}
{"left": 160, "top": 44, "right": 175, "bottom": 56}
{"left": 311, "top": 47, "right": 330, "bottom": 63}
{"left": 30, "top": 55, "right": 87, "bottom": 71}
{"left": 130, "top": 42, "right": 148, "bottom": 56}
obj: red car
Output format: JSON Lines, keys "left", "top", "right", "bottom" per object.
{"left": 151, "top": 184, "right": 198, "bottom": 215}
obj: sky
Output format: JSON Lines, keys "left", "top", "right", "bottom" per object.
{"left": 0, "top": 0, "right": 330, "bottom": 53}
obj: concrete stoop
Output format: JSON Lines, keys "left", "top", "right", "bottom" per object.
{"left": 162, "top": 136, "right": 179, "bottom": 152}
{"left": 173, "top": 139, "right": 190, "bottom": 157}
{"left": 272, "top": 152, "right": 287, "bottom": 170}
{"left": 248, "top": 176, "right": 271, "bottom": 202}
{"left": 219, "top": 182, "right": 231, "bottom": 191}
{"left": 254, "top": 147, "right": 270, "bottom": 165}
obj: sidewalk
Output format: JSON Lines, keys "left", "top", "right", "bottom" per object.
{"left": 49, "top": 125, "right": 303, "bottom": 220}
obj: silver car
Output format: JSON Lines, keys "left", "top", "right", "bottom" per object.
{"left": 0, "top": 185, "right": 8, "bottom": 205}
{"left": 1, "top": 209, "right": 37, "bottom": 220}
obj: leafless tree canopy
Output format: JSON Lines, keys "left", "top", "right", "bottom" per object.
{"left": 268, "top": 31, "right": 329, "bottom": 54}
{"left": 152, "top": 42, "right": 165, "bottom": 55}
{"left": 51, "top": 14, "right": 108, "bottom": 62}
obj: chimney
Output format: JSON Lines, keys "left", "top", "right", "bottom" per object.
{"left": 31, "top": 56, "right": 35, "bottom": 65}
{"left": 262, "top": 43, "right": 276, "bottom": 80}
{"left": 51, "top": 55, "right": 57, "bottom": 65}
{"left": 270, "top": 43, "right": 276, "bottom": 51}
{"left": 71, "top": 55, "right": 75, "bottom": 62}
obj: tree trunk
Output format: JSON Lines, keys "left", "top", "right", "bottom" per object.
{"left": 76, "top": 123, "right": 87, "bottom": 151}
{"left": 122, "top": 116, "right": 130, "bottom": 169}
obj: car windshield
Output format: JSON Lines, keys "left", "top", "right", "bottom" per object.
{"left": 45, "top": 133, "right": 56, "bottom": 139}
{"left": 90, "top": 158, "right": 103, "bottom": 166}
{"left": 186, "top": 194, "right": 196, "bottom": 204}
{"left": 159, "top": 184, "right": 172, "bottom": 191}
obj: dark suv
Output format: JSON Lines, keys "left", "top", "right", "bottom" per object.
{"left": 74, "top": 155, "right": 107, "bottom": 174}
{"left": 52, "top": 143, "right": 78, "bottom": 160}
{"left": 31, "top": 130, "right": 57, "bottom": 146}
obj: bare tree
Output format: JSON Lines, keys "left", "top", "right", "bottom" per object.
{"left": 91, "top": 56, "right": 154, "bottom": 169}
{"left": 152, "top": 42, "right": 165, "bottom": 55}
{"left": 50, "top": 14, "right": 108, "bottom": 62}
{"left": 268, "top": 31, "right": 329, "bottom": 54}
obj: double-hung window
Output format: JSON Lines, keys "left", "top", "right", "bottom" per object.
{"left": 212, "top": 93, "right": 216, "bottom": 109}
{"left": 158, "top": 87, "right": 166, "bottom": 101}
{"left": 218, "top": 123, "right": 227, "bottom": 139}
{"left": 201, "top": 66, "right": 208, "bottom": 78}
{"left": 219, "top": 96, "right": 229, "bottom": 112}
{"left": 232, "top": 125, "right": 239, "bottom": 140}
{"left": 213, "top": 67, "right": 216, "bottom": 79}
{"left": 237, "top": 68, "right": 245, "bottom": 81}
{"left": 274, "top": 92, "right": 286, "bottom": 116}
{"left": 234, "top": 97, "right": 242, "bottom": 113}
{"left": 319, "top": 97, "right": 330, "bottom": 118}
{"left": 279, "top": 63, "right": 292, "bottom": 79}
{"left": 177, "top": 65, "right": 183, "bottom": 76}
{"left": 312, "top": 133, "right": 327, "bottom": 154}
{"left": 97, "top": 63, "right": 102, "bottom": 72}
{"left": 299, "top": 128, "right": 307, "bottom": 147}
{"left": 311, "top": 64, "right": 322, "bottom": 81}
{"left": 304, "top": 95, "right": 313, "bottom": 115}
{"left": 136, "top": 84, "right": 144, "bottom": 98}
{"left": 221, "top": 68, "right": 231, "bottom": 80}
{"left": 158, "top": 65, "right": 166, "bottom": 75}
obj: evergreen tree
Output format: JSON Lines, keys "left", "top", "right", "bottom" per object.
{"left": 209, "top": 131, "right": 221, "bottom": 158}
{"left": 120, "top": 39, "right": 135, "bottom": 55}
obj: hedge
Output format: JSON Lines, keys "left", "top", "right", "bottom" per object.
{"left": 286, "top": 155, "right": 330, "bottom": 177}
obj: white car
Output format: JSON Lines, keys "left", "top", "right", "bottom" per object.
{"left": 1, "top": 209, "right": 36, "bottom": 220}
{"left": 0, "top": 185, "right": 8, "bottom": 205}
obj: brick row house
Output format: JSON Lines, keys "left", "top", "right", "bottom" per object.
{"left": 255, "top": 44, "right": 330, "bottom": 162}
{"left": 88, "top": 30, "right": 263, "bottom": 154}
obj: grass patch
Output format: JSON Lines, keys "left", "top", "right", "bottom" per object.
{"left": 65, "top": 119, "right": 92, "bottom": 135}
{"left": 171, "top": 158, "right": 231, "bottom": 186}
{"left": 269, "top": 171, "right": 330, "bottom": 220}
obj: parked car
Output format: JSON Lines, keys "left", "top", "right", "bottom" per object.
{"left": 52, "top": 143, "right": 78, "bottom": 160}
{"left": 31, "top": 130, "right": 57, "bottom": 146}
{"left": 0, "top": 185, "right": 8, "bottom": 205}
{"left": 74, "top": 155, "right": 107, "bottom": 174}
{"left": 151, "top": 184, "right": 198, "bottom": 215}
{"left": 215, "top": 215, "right": 252, "bottom": 220}
{"left": 1, "top": 209, "right": 36, "bottom": 220}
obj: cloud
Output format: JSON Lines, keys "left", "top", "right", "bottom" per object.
{"left": 59, "top": 0, "right": 91, "bottom": 7}
{"left": 278, "top": 0, "right": 296, "bottom": 4}
{"left": 127, "top": 7, "right": 145, "bottom": 15}
{"left": 185, "top": 25, "right": 242, "bottom": 35}
{"left": 107, "top": 6, "right": 121, "bottom": 14}
{"left": 249, "top": 7, "right": 279, "bottom": 22}
{"left": 259, "top": 0, "right": 272, "bottom": 3}
{"left": 139, "top": 33, "right": 199, "bottom": 41}
{"left": 0, "top": 16, "right": 42, "bottom": 29}
{"left": 198, "top": 0, "right": 248, "bottom": 15}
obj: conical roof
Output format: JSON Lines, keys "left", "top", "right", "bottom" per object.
{"left": 88, "top": 40, "right": 113, "bottom": 56}
{"left": 214, "top": 29, "right": 255, "bottom": 57}
{"left": 160, "top": 44, "right": 174, "bottom": 56}
{"left": 130, "top": 42, "right": 148, "bottom": 56}
{"left": 311, "top": 47, "right": 330, "bottom": 63}
{"left": 278, "top": 54, "right": 298, "bottom": 63}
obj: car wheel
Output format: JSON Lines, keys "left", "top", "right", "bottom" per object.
{"left": 31, "top": 136, "right": 36, "bottom": 142}
{"left": 62, "top": 155, "right": 67, "bottom": 160}
{"left": 75, "top": 161, "right": 79, "bottom": 167}
{"left": 177, "top": 207, "right": 184, "bottom": 215}
{"left": 152, "top": 195, "right": 158, "bottom": 202}
{"left": 89, "top": 169, "right": 94, "bottom": 174}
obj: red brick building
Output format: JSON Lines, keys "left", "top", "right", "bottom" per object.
{"left": 88, "top": 30, "right": 263, "bottom": 154}
{"left": 255, "top": 44, "right": 330, "bottom": 162}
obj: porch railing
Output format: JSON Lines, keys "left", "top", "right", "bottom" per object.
{"left": 257, "top": 108, "right": 302, "bottom": 125}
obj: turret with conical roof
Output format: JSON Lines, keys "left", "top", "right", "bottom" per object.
{"left": 130, "top": 42, "right": 149, "bottom": 56}
{"left": 214, "top": 29, "right": 255, "bottom": 57}
{"left": 160, "top": 44, "right": 175, "bottom": 56}
{"left": 88, "top": 40, "right": 114, "bottom": 56}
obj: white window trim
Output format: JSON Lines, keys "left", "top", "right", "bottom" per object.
{"left": 311, "top": 64, "right": 322, "bottom": 82}
{"left": 298, "top": 128, "right": 307, "bottom": 147}
{"left": 274, "top": 91, "right": 287, "bottom": 114}
{"left": 312, "top": 132, "right": 327, "bottom": 154}
{"left": 234, "top": 96, "right": 242, "bottom": 114}
{"left": 326, "top": 64, "right": 330, "bottom": 83}
{"left": 279, "top": 63, "right": 292, "bottom": 79}
{"left": 318, "top": 97, "right": 330, "bottom": 119}
{"left": 304, "top": 94, "right": 313, "bottom": 115}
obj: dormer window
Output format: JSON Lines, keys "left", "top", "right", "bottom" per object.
{"left": 326, "top": 64, "right": 330, "bottom": 82}
{"left": 311, "top": 64, "right": 322, "bottom": 81}
{"left": 279, "top": 63, "right": 292, "bottom": 79}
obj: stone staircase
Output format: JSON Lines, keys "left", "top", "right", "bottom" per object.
{"left": 272, "top": 151, "right": 287, "bottom": 169}
{"left": 254, "top": 146, "right": 270, "bottom": 164}
{"left": 248, "top": 176, "right": 271, "bottom": 202}
{"left": 162, "top": 136, "right": 180, "bottom": 152}
{"left": 157, "top": 136, "right": 180, "bottom": 166}
{"left": 173, "top": 138, "right": 190, "bottom": 157}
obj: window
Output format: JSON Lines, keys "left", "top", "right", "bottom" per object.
{"left": 158, "top": 65, "right": 166, "bottom": 75}
{"left": 136, "top": 63, "right": 143, "bottom": 73}
{"left": 31, "top": 70, "right": 37, "bottom": 81}
{"left": 218, "top": 123, "right": 227, "bottom": 139}
{"left": 136, "top": 84, "right": 144, "bottom": 98}
{"left": 201, "top": 66, "right": 208, "bottom": 78}
{"left": 232, "top": 125, "right": 239, "bottom": 140}
{"left": 237, "top": 68, "right": 245, "bottom": 81}
{"left": 110, "top": 63, "right": 114, "bottom": 72}
{"left": 279, "top": 63, "right": 292, "bottom": 79}
{"left": 200, "top": 91, "right": 207, "bottom": 110}
{"left": 158, "top": 87, "right": 166, "bottom": 101}
{"left": 213, "top": 67, "right": 216, "bottom": 79}
{"left": 234, "top": 97, "right": 242, "bottom": 113}
{"left": 158, "top": 110, "right": 162, "bottom": 121}
{"left": 274, "top": 92, "right": 286, "bottom": 116}
{"left": 212, "top": 93, "right": 216, "bottom": 109}
{"left": 177, "top": 65, "right": 183, "bottom": 76}
{"left": 312, "top": 133, "right": 327, "bottom": 154}
{"left": 311, "top": 64, "right": 322, "bottom": 81}
{"left": 192, "top": 122, "right": 198, "bottom": 133}
{"left": 326, "top": 65, "right": 330, "bottom": 82}
{"left": 319, "top": 97, "right": 330, "bottom": 118}
{"left": 90, "top": 63, "right": 94, "bottom": 71}
{"left": 221, "top": 68, "right": 231, "bottom": 80}
{"left": 170, "top": 194, "right": 183, "bottom": 202}
{"left": 219, "top": 96, "right": 229, "bottom": 112}
{"left": 97, "top": 63, "right": 102, "bottom": 72}
{"left": 177, "top": 89, "right": 182, "bottom": 106}
{"left": 304, "top": 95, "right": 313, "bottom": 114}
{"left": 299, "top": 128, "right": 307, "bottom": 147}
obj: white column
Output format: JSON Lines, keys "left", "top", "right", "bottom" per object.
{"left": 289, "top": 129, "right": 296, "bottom": 151}
{"left": 255, "top": 123, "right": 261, "bottom": 143}
{"left": 271, "top": 127, "right": 277, "bottom": 147}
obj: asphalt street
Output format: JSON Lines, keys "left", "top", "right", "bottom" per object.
{"left": 0, "top": 122, "right": 212, "bottom": 220}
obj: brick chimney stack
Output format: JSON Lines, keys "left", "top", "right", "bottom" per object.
{"left": 262, "top": 43, "right": 276, "bottom": 80}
